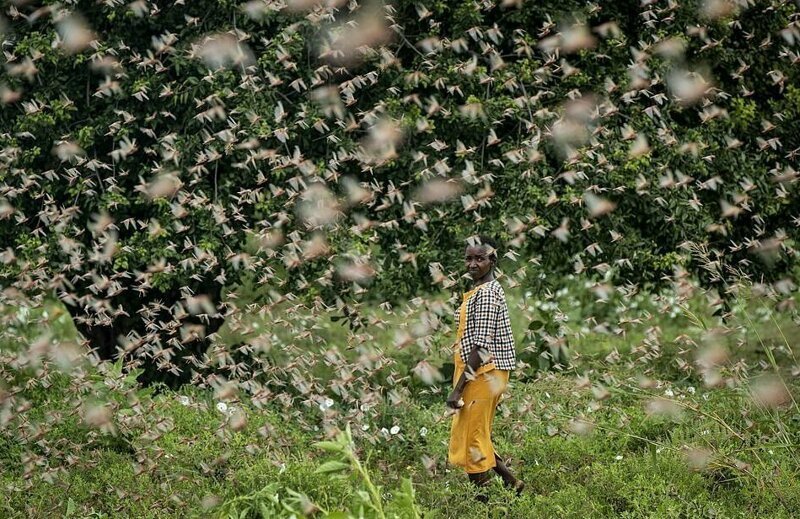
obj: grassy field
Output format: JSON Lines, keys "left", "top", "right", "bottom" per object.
{"left": 2, "top": 281, "right": 799, "bottom": 518}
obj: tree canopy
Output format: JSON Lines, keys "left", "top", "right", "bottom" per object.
{"left": 1, "top": 0, "right": 799, "bottom": 383}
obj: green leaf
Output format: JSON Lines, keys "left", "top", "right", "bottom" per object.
{"left": 313, "top": 440, "right": 343, "bottom": 452}
{"left": 315, "top": 460, "right": 349, "bottom": 474}
{"left": 259, "top": 503, "right": 272, "bottom": 517}
{"left": 528, "top": 320, "right": 544, "bottom": 331}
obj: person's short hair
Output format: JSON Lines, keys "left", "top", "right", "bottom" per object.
{"left": 466, "top": 234, "right": 499, "bottom": 262}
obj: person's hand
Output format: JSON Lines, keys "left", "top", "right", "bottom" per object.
{"left": 446, "top": 391, "right": 464, "bottom": 409}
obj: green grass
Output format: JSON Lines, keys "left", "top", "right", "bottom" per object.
{"left": 1, "top": 282, "right": 800, "bottom": 518}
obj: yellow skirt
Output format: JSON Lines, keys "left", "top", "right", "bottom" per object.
{"left": 447, "top": 361, "right": 509, "bottom": 473}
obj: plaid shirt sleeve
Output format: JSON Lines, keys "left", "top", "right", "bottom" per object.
{"left": 459, "top": 286, "right": 499, "bottom": 365}
{"left": 493, "top": 286, "right": 516, "bottom": 370}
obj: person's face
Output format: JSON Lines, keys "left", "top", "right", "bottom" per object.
{"left": 465, "top": 244, "right": 494, "bottom": 281}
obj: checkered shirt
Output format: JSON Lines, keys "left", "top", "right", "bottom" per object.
{"left": 455, "top": 279, "right": 516, "bottom": 370}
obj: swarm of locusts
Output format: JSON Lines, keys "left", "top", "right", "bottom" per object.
{"left": 0, "top": 0, "right": 799, "bottom": 504}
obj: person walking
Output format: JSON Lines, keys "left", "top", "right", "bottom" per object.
{"left": 447, "top": 235, "right": 524, "bottom": 500}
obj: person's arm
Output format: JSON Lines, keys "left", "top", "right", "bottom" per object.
{"left": 446, "top": 287, "right": 498, "bottom": 409}
{"left": 446, "top": 345, "right": 484, "bottom": 408}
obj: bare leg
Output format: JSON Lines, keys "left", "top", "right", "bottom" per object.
{"left": 493, "top": 454, "right": 524, "bottom": 494}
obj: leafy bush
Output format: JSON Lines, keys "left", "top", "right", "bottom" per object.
{"left": 1, "top": 0, "right": 799, "bottom": 384}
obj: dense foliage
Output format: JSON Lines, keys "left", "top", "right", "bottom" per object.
{"left": 3, "top": 3, "right": 800, "bottom": 516}
{"left": 1, "top": 1, "right": 799, "bottom": 375}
